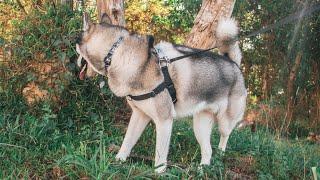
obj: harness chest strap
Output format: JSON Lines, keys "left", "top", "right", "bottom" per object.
{"left": 127, "top": 65, "right": 177, "bottom": 103}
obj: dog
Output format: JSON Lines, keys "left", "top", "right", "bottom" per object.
{"left": 76, "top": 13, "right": 247, "bottom": 173}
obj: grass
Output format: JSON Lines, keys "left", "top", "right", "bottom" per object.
{"left": 0, "top": 64, "right": 319, "bottom": 179}
{"left": 0, "top": 79, "right": 319, "bottom": 179}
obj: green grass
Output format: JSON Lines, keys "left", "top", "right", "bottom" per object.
{"left": 0, "top": 76, "right": 319, "bottom": 179}
{"left": 1, "top": 80, "right": 320, "bottom": 179}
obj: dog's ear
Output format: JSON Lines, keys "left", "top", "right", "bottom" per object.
{"left": 83, "top": 12, "right": 92, "bottom": 31}
{"left": 100, "top": 13, "right": 112, "bottom": 24}
{"left": 147, "top": 35, "right": 154, "bottom": 49}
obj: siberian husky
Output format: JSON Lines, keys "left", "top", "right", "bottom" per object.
{"left": 76, "top": 13, "right": 246, "bottom": 173}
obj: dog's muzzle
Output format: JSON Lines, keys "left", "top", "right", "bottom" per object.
{"left": 76, "top": 44, "right": 88, "bottom": 80}
{"left": 77, "top": 54, "right": 87, "bottom": 80}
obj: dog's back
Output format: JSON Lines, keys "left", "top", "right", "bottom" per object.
{"left": 155, "top": 26, "right": 246, "bottom": 118}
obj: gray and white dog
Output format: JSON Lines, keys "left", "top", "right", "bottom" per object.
{"left": 76, "top": 13, "right": 247, "bottom": 173}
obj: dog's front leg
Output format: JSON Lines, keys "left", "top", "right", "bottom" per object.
{"left": 154, "top": 118, "right": 173, "bottom": 173}
{"left": 116, "top": 108, "right": 150, "bottom": 161}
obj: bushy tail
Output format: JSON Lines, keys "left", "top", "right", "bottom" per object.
{"left": 216, "top": 18, "right": 242, "bottom": 66}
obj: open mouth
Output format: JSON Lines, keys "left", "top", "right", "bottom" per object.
{"left": 76, "top": 44, "right": 88, "bottom": 80}
{"left": 77, "top": 55, "right": 87, "bottom": 80}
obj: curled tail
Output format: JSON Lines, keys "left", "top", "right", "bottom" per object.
{"left": 216, "top": 18, "right": 242, "bottom": 66}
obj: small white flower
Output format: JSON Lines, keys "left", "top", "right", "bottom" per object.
{"left": 278, "top": 89, "right": 284, "bottom": 95}
{"left": 99, "top": 81, "right": 106, "bottom": 89}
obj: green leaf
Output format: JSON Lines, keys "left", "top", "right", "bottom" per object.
{"left": 58, "top": 52, "right": 67, "bottom": 62}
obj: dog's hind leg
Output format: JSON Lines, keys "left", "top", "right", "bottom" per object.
{"left": 217, "top": 95, "right": 246, "bottom": 151}
{"left": 116, "top": 107, "right": 150, "bottom": 161}
{"left": 154, "top": 118, "right": 173, "bottom": 173}
{"left": 193, "top": 110, "right": 214, "bottom": 165}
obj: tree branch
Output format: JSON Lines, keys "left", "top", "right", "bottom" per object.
{"left": 15, "top": 0, "right": 28, "bottom": 15}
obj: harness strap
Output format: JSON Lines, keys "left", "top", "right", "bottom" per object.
{"left": 127, "top": 65, "right": 177, "bottom": 103}
{"left": 169, "top": 48, "right": 215, "bottom": 63}
{"left": 128, "top": 81, "right": 166, "bottom": 101}
{"left": 161, "top": 66, "right": 177, "bottom": 103}
{"left": 127, "top": 48, "right": 177, "bottom": 103}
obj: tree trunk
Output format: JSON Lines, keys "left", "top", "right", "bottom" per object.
{"left": 310, "top": 61, "right": 320, "bottom": 127}
{"left": 60, "top": 0, "right": 73, "bottom": 8}
{"left": 285, "top": 52, "right": 302, "bottom": 129}
{"left": 185, "top": 0, "right": 236, "bottom": 48}
{"left": 16, "top": 0, "right": 28, "bottom": 14}
{"left": 261, "top": 64, "right": 268, "bottom": 99}
{"left": 54, "top": 0, "right": 73, "bottom": 7}
{"left": 96, "top": 0, "right": 125, "bottom": 26}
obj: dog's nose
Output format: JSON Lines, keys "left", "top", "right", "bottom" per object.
{"left": 75, "top": 32, "right": 83, "bottom": 44}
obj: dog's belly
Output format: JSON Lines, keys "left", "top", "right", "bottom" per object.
{"left": 173, "top": 98, "right": 227, "bottom": 118}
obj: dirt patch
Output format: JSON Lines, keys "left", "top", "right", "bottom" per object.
{"left": 21, "top": 60, "right": 68, "bottom": 105}
{"left": 22, "top": 82, "right": 49, "bottom": 104}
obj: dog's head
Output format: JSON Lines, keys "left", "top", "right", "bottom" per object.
{"left": 76, "top": 13, "right": 155, "bottom": 80}
{"left": 76, "top": 13, "right": 125, "bottom": 80}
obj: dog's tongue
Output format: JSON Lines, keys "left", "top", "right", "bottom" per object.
{"left": 79, "top": 63, "right": 87, "bottom": 80}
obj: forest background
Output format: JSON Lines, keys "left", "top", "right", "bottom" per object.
{"left": 0, "top": 0, "right": 319, "bottom": 179}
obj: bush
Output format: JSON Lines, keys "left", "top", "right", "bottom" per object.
{"left": 10, "top": 4, "right": 80, "bottom": 62}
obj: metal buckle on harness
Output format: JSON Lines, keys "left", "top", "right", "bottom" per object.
{"left": 159, "top": 56, "right": 170, "bottom": 67}
{"left": 154, "top": 48, "right": 170, "bottom": 67}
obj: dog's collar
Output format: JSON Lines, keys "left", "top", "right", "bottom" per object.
{"left": 103, "top": 36, "right": 124, "bottom": 71}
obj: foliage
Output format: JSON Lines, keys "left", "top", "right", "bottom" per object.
{"left": 9, "top": 4, "right": 80, "bottom": 62}
{"left": 233, "top": 0, "right": 320, "bottom": 132}
{"left": 125, "top": 0, "right": 201, "bottom": 43}
{"left": 0, "top": 1, "right": 24, "bottom": 42}
{"left": 125, "top": 0, "right": 171, "bottom": 34}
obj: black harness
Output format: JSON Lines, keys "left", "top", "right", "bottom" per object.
{"left": 104, "top": 37, "right": 177, "bottom": 103}
{"left": 128, "top": 49, "right": 177, "bottom": 103}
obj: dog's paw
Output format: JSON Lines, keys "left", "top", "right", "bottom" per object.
{"left": 115, "top": 152, "right": 128, "bottom": 162}
{"left": 154, "top": 165, "right": 166, "bottom": 174}
{"left": 200, "top": 160, "right": 211, "bottom": 166}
